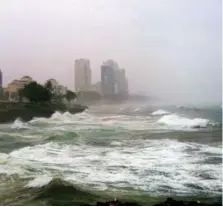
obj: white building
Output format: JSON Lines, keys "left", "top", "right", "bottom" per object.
{"left": 116, "top": 69, "right": 128, "bottom": 96}
{"left": 75, "top": 59, "right": 91, "bottom": 92}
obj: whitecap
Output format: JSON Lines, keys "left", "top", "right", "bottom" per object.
{"left": 151, "top": 109, "right": 170, "bottom": 116}
{"left": 26, "top": 175, "right": 53, "bottom": 188}
{"left": 157, "top": 114, "right": 213, "bottom": 129}
{"left": 11, "top": 118, "right": 28, "bottom": 129}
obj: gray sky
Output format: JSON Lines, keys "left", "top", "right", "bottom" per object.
{"left": 0, "top": 0, "right": 221, "bottom": 104}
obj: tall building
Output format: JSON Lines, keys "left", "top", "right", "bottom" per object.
{"left": 101, "top": 60, "right": 119, "bottom": 96}
{"left": 0, "top": 69, "right": 2, "bottom": 88}
{"left": 75, "top": 59, "right": 91, "bottom": 92}
{"left": 101, "top": 60, "right": 129, "bottom": 97}
{"left": 0, "top": 69, "right": 2, "bottom": 99}
{"left": 116, "top": 69, "right": 129, "bottom": 96}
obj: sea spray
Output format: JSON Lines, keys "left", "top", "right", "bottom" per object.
{"left": 151, "top": 109, "right": 170, "bottom": 115}
{"left": 157, "top": 114, "right": 214, "bottom": 129}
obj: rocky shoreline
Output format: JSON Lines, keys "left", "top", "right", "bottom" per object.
{"left": 0, "top": 102, "right": 87, "bottom": 123}
{"left": 94, "top": 198, "right": 222, "bottom": 206}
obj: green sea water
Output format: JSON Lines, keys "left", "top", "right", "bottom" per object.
{"left": 0, "top": 102, "right": 222, "bottom": 205}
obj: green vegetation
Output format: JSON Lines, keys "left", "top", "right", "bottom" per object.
{"left": 0, "top": 81, "right": 84, "bottom": 123}
{"left": 18, "top": 81, "right": 77, "bottom": 104}
{"left": 0, "top": 102, "right": 86, "bottom": 123}
{"left": 19, "top": 81, "right": 52, "bottom": 103}
{"left": 65, "top": 90, "right": 77, "bottom": 104}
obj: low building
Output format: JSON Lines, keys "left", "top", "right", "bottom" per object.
{"left": 3, "top": 76, "right": 33, "bottom": 101}
{"left": 90, "top": 82, "right": 101, "bottom": 94}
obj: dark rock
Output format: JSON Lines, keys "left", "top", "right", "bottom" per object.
{"left": 154, "top": 197, "right": 222, "bottom": 206}
{"left": 95, "top": 199, "right": 140, "bottom": 206}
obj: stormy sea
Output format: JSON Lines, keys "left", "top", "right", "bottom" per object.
{"left": 0, "top": 102, "right": 222, "bottom": 205}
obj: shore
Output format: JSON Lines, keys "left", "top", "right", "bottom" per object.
{"left": 0, "top": 101, "right": 87, "bottom": 123}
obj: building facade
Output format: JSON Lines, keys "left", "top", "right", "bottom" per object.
{"left": 75, "top": 59, "right": 91, "bottom": 92}
{"left": 0, "top": 69, "right": 2, "bottom": 99}
{"left": 116, "top": 69, "right": 129, "bottom": 96}
{"left": 0, "top": 69, "right": 2, "bottom": 88}
{"left": 3, "top": 76, "right": 33, "bottom": 101}
{"left": 90, "top": 81, "right": 102, "bottom": 94}
{"left": 101, "top": 60, "right": 128, "bottom": 96}
{"left": 101, "top": 63, "right": 116, "bottom": 96}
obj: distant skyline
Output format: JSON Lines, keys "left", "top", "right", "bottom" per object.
{"left": 0, "top": 0, "right": 221, "bottom": 105}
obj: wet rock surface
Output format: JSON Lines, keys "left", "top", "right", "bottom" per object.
{"left": 94, "top": 197, "right": 222, "bottom": 206}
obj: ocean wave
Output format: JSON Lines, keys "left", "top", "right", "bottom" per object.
{"left": 0, "top": 175, "right": 221, "bottom": 205}
{"left": 26, "top": 175, "right": 53, "bottom": 188}
{"left": 45, "top": 131, "right": 79, "bottom": 142}
{"left": 11, "top": 118, "right": 29, "bottom": 129}
{"left": 156, "top": 114, "right": 216, "bottom": 129}
{"left": 1, "top": 138, "right": 221, "bottom": 196}
{"left": 0, "top": 177, "right": 105, "bottom": 206}
{"left": 151, "top": 109, "right": 170, "bottom": 115}
{"left": 27, "top": 111, "right": 152, "bottom": 131}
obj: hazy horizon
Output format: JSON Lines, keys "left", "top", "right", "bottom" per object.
{"left": 0, "top": 0, "right": 221, "bottom": 105}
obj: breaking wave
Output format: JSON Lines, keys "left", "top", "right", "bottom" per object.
{"left": 1, "top": 105, "right": 222, "bottom": 205}
{"left": 0, "top": 138, "right": 221, "bottom": 197}
{"left": 0, "top": 177, "right": 105, "bottom": 206}
{"left": 152, "top": 109, "right": 170, "bottom": 115}
{"left": 10, "top": 110, "right": 219, "bottom": 133}
{"left": 157, "top": 114, "right": 215, "bottom": 129}
{"left": 26, "top": 175, "right": 53, "bottom": 188}
{"left": 11, "top": 118, "right": 29, "bottom": 129}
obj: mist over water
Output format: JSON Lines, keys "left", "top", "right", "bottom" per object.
{"left": 0, "top": 0, "right": 221, "bottom": 106}
{"left": 0, "top": 101, "right": 221, "bottom": 204}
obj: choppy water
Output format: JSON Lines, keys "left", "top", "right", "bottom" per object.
{"left": 0, "top": 102, "right": 222, "bottom": 205}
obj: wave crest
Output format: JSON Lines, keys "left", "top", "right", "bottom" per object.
{"left": 151, "top": 109, "right": 170, "bottom": 115}
{"left": 24, "top": 178, "right": 104, "bottom": 205}
{"left": 157, "top": 114, "right": 214, "bottom": 129}
{"left": 11, "top": 118, "right": 28, "bottom": 129}
{"left": 26, "top": 175, "right": 53, "bottom": 188}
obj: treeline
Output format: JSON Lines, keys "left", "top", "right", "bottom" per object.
{"left": 19, "top": 81, "right": 76, "bottom": 104}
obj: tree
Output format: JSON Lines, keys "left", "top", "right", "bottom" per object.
{"left": 44, "top": 80, "right": 54, "bottom": 94}
{"left": 19, "top": 81, "right": 52, "bottom": 103}
{"left": 65, "top": 90, "right": 77, "bottom": 104}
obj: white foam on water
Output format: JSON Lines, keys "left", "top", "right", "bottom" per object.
{"left": 151, "top": 109, "right": 170, "bottom": 115}
{"left": 157, "top": 114, "right": 213, "bottom": 129}
{"left": 1, "top": 138, "right": 221, "bottom": 195}
{"left": 27, "top": 111, "right": 153, "bottom": 131}
{"left": 110, "top": 141, "right": 122, "bottom": 146}
{"left": 11, "top": 118, "right": 28, "bottom": 129}
{"left": 26, "top": 110, "right": 215, "bottom": 133}
{"left": 26, "top": 175, "right": 53, "bottom": 188}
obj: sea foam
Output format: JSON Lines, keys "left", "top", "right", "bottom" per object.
{"left": 11, "top": 118, "right": 28, "bottom": 129}
{"left": 157, "top": 114, "right": 213, "bottom": 129}
{"left": 151, "top": 109, "right": 170, "bottom": 115}
{"left": 26, "top": 175, "right": 53, "bottom": 188}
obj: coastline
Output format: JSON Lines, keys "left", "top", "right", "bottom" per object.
{"left": 0, "top": 102, "right": 87, "bottom": 123}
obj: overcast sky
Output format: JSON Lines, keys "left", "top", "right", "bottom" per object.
{"left": 0, "top": 0, "right": 221, "bottom": 104}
